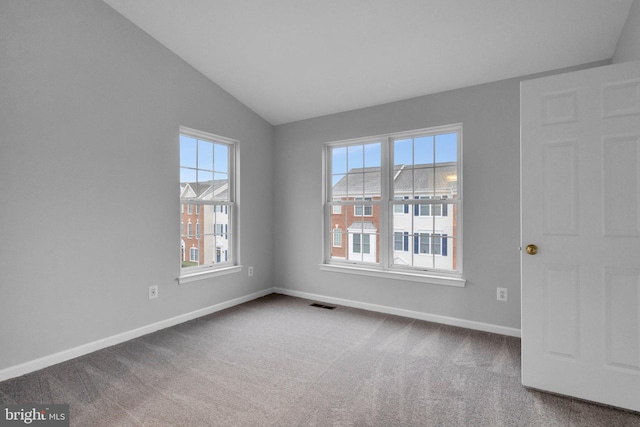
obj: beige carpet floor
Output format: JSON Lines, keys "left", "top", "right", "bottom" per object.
{"left": 1, "top": 293, "right": 639, "bottom": 426}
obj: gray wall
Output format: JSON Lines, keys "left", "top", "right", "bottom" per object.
{"left": 613, "top": 0, "right": 640, "bottom": 63}
{"left": 273, "top": 61, "right": 609, "bottom": 330}
{"left": 0, "top": 0, "right": 274, "bottom": 371}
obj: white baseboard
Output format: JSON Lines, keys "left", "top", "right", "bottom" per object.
{"left": 0, "top": 287, "right": 275, "bottom": 382}
{"left": 273, "top": 287, "right": 521, "bottom": 338}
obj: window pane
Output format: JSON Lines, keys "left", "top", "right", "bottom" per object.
{"left": 393, "top": 215, "right": 453, "bottom": 269}
{"left": 431, "top": 234, "right": 442, "bottom": 255}
{"left": 198, "top": 139, "right": 213, "bottom": 171}
{"left": 183, "top": 238, "right": 200, "bottom": 268}
{"left": 180, "top": 168, "right": 197, "bottom": 186}
{"left": 436, "top": 133, "right": 457, "bottom": 163}
{"left": 364, "top": 142, "right": 381, "bottom": 167}
{"left": 213, "top": 173, "right": 229, "bottom": 201}
{"left": 196, "top": 170, "right": 213, "bottom": 197}
{"left": 393, "top": 197, "right": 404, "bottom": 214}
{"left": 346, "top": 215, "right": 378, "bottom": 263}
{"left": 419, "top": 202, "right": 430, "bottom": 216}
{"left": 414, "top": 167, "right": 435, "bottom": 196}
{"left": 414, "top": 136, "right": 434, "bottom": 166}
{"left": 392, "top": 166, "right": 413, "bottom": 199}
{"left": 330, "top": 208, "right": 347, "bottom": 260}
{"left": 332, "top": 228, "right": 342, "bottom": 247}
{"left": 353, "top": 233, "right": 361, "bottom": 253}
{"left": 201, "top": 234, "right": 216, "bottom": 265}
{"left": 214, "top": 143, "right": 229, "bottom": 173}
{"left": 332, "top": 146, "right": 347, "bottom": 174}
{"left": 362, "top": 234, "right": 371, "bottom": 254}
{"left": 348, "top": 145, "right": 363, "bottom": 169}
{"left": 346, "top": 172, "right": 364, "bottom": 198}
{"left": 437, "top": 164, "right": 458, "bottom": 199}
{"left": 180, "top": 135, "right": 197, "bottom": 168}
{"left": 394, "top": 232, "right": 403, "bottom": 250}
{"left": 332, "top": 173, "right": 346, "bottom": 191}
{"left": 363, "top": 171, "right": 380, "bottom": 199}
{"left": 394, "top": 139, "right": 412, "bottom": 166}
{"left": 211, "top": 207, "right": 230, "bottom": 263}
{"left": 354, "top": 197, "right": 373, "bottom": 217}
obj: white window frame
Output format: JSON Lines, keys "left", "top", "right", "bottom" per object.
{"left": 321, "top": 124, "right": 464, "bottom": 287}
{"left": 179, "top": 126, "right": 241, "bottom": 284}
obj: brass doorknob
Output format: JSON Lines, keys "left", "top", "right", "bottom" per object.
{"left": 525, "top": 244, "right": 538, "bottom": 255}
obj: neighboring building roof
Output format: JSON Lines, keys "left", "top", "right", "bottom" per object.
{"left": 332, "top": 163, "right": 457, "bottom": 197}
{"left": 180, "top": 180, "right": 229, "bottom": 201}
{"left": 347, "top": 221, "right": 378, "bottom": 232}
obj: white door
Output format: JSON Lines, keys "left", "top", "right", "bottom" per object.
{"left": 521, "top": 60, "right": 640, "bottom": 412}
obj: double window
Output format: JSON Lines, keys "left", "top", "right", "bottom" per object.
{"left": 179, "top": 127, "right": 236, "bottom": 277}
{"left": 324, "top": 125, "right": 462, "bottom": 281}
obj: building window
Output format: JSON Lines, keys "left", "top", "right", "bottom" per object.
{"left": 354, "top": 197, "right": 373, "bottom": 216}
{"left": 180, "top": 127, "right": 236, "bottom": 273}
{"left": 352, "top": 233, "right": 371, "bottom": 254}
{"left": 333, "top": 227, "right": 342, "bottom": 247}
{"left": 394, "top": 231, "right": 409, "bottom": 251}
{"left": 415, "top": 233, "right": 447, "bottom": 256}
{"left": 394, "top": 196, "right": 409, "bottom": 214}
{"left": 325, "top": 125, "right": 461, "bottom": 277}
{"left": 190, "top": 247, "right": 199, "bottom": 262}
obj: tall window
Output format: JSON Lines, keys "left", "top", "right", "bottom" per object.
{"left": 325, "top": 125, "right": 462, "bottom": 279}
{"left": 180, "top": 127, "right": 236, "bottom": 274}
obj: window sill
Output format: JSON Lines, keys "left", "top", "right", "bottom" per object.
{"left": 178, "top": 265, "right": 243, "bottom": 285}
{"left": 318, "top": 263, "right": 466, "bottom": 287}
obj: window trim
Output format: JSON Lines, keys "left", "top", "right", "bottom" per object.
{"left": 178, "top": 126, "right": 240, "bottom": 283}
{"left": 322, "top": 124, "right": 464, "bottom": 286}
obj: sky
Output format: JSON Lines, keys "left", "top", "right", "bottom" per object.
{"left": 180, "top": 134, "right": 229, "bottom": 184}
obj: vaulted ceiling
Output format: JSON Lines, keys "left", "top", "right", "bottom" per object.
{"left": 104, "top": 0, "right": 633, "bottom": 125}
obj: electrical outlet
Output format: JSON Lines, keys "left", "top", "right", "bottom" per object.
{"left": 497, "top": 287, "right": 508, "bottom": 302}
{"left": 248, "top": 266, "right": 254, "bottom": 277}
{"left": 149, "top": 285, "right": 158, "bottom": 300}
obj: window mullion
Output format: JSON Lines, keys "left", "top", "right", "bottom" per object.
{"left": 380, "top": 136, "right": 390, "bottom": 269}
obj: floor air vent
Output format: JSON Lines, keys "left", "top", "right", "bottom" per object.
{"left": 310, "top": 303, "right": 336, "bottom": 310}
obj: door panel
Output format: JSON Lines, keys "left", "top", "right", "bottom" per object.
{"left": 521, "top": 60, "right": 640, "bottom": 412}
